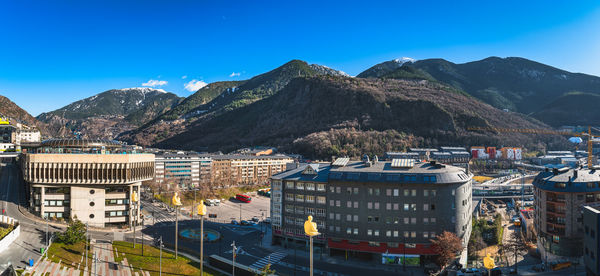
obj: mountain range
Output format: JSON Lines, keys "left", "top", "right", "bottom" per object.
{"left": 1, "top": 56, "right": 597, "bottom": 158}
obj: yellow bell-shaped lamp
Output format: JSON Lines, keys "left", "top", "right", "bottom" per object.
{"left": 304, "top": 215, "right": 320, "bottom": 237}
{"left": 197, "top": 200, "right": 207, "bottom": 216}
{"left": 131, "top": 191, "right": 139, "bottom": 203}
{"left": 172, "top": 192, "right": 183, "bottom": 206}
{"left": 483, "top": 253, "right": 496, "bottom": 270}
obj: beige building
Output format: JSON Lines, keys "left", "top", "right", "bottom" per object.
{"left": 211, "top": 154, "right": 293, "bottom": 187}
{"left": 21, "top": 139, "right": 154, "bottom": 227}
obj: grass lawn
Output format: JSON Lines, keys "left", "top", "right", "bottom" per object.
{"left": 112, "top": 241, "right": 223, "bottom": 276}
{"left": 46, "top": 241, "right": 91, "bottom": 271}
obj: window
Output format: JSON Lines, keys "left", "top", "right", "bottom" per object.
{"left": 404, "top": 217, "right": 409, "bottom": 224}
{"left": 368, "top": 216, "right": 373, "bottom": 222}
{"left": 386, "top": 230, "right": 392, "bottom": 237}
{"left": 316, "top": 209, "right": 326, "bottom": 217}
{"left": 374, "top": 230, "right": 380, "bottom": 236}
{"left": 329, "top": 213, "right": 334, "bottom": 220}
{"left": 336, "top": 187, "right": 341, "bottom": 193}
{"left": 317, "top": 196, "right": 326, "bottom": 204}
{"left": 336, "top": 214, "right": 341, "bottom": 220}
{"left": 329, "top": 200, "right": 334, "bottom": 206}
{"left": 393, "top": 203, "right": 399, "bottom": 210}
{"left": 296, "top": 182, "right": 305, "bottom": 190}
{"left": 353, "top": 215, "right": 358, "bottom": 222}
{"left": 368, "top": 229, "right": 373, "bottom": 236}
{"left": 394, "top": 217, "right": 400, "bottom": 224}
{"left": 411, "top": 204, "right": 416, "bottom": 211}
{"left": 431, "top": 204, "right": 436, "bottom": 210}
{"left": 411, "top": 231, "right": 416, "bottom": 238}
{"left": 306, "top": 195, "right": 315, "bottom": 203}
{"left": 286, "top": 181, "right": 294, "bottom": 189}
{"left": 353, "top": 188, "right": 359, "bottom": 194}
{"left": 404, "top": 189, "right": 410, "bottom": 196}
{"left": 374, "top": 188, "right": 380, "bottom": 196}
{"left": 347, "top": 214, "right": 352, "bottom": 221}
{"left": 452, "top": 189, "right": 455, "bottom": 196}
{"left": 368, "top": 202, "right": 373, "bottom": 209}
{"left": 387, "top": 189, "right": 392, "bottom": 196}
{"left": 336, "top": 226, "right": 341, "bottom": 232}
{"left": 330, "top": 186, "right": 335, "bottom": 193}
{"left": 374, "top": 216, "right": 379, "bottom": 222}
{"left": 286, "top": 194, "right": 294, "bottom": 201}
{"left": 423, "top": 204, "right": 429, "bottom": 211}
{"left": 374, "top": 203, "right": 380, "bottom": 209}
{"left": 393, "top": 189, "right": 399, "bottom": 196}
{"left": 411, "top": 218, "right": 416, "bottom": 224}
{"left": 347, "top": 187, "right": 352, "bottom": 194}
{"left": 404, "top": 204, "right": 409, "bottom": 211}
{"left": 393, "top": 231, "right": 399, "bottom": 237}
{"left": 296, "top": 206, "right": 304, "bottom": 214}
{"left": 431, "top": 190, "right": 437, "bottom": 196}
{"left": 296, "top": 194, "right": 304, "bottom": 202}
{"left": 353, "top": 228, "right": 358, "bottom": 235}
{"left": 336, "top": 200, "right": 341, "bottom": 207}
{"left": 431, "top": 218, "right": 436, "bottom": 224}
{"left": 424, "top": 189, "right": 429, "bottom": 196}
{"left": 347, "top": 201, "right": 352, "bottom": 208}
{"left": 424, "top": 218, "right": 429, "bottom": 224}
{"left": 347, "top": 228, "right": 352, "bottom": 234}
{"left": 386, "top": 203, "right": 392, "bottom": 210}
{"left": 404, "top": 231, "right": 409, "bottom": 238}
{"left": 353, "top": 201, "right": 358, "bottom": 208}
{"left": 306, "top": 183, "right": 315, "bottom": 191}
{"left": 368, "top": 188, "right": 373, "bottom": 195}
{"left": 306, "top": 207, "right": 315, "bottom": 215}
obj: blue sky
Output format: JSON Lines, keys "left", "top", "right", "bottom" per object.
{"left": 1, "top": 0, "right": 600, "bottom": 116}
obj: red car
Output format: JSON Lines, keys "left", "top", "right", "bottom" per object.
{"left": 236, "top": 194, "right": 251, "bottom": 203}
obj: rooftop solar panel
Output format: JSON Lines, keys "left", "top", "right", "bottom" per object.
{"left": 332, "top": 157, "right": 350, "bottom": 167}
{"left": 391, "top": 159, "right": 415, "bottom": 168}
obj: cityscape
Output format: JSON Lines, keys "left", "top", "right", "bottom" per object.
{"left": 1, "top": 1, "right": 600, "bottom": 276}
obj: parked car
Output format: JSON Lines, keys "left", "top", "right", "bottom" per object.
{"left": 241, "top": 220, "right": 251, "bottom": 226}
{"left": 231, "top": 220, "right": 239, "bottom": 225}
{"left": 204, "top": 200, "right": 214, "bottom": 206}
{"left": 251, "top": 217, "right": 260, "bottom": 222}
{"left": 264, "top": 217, "right": 271, "bottom": 224}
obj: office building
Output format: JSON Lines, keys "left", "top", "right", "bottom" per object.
{"left": 155, "top": 152, "right": 212, "bottom": 188}
{"left": 21, "top": 138, "right": 154, "bottom": 227}
{"left": 271, "top": 157, "right": 473, "bottom": 264}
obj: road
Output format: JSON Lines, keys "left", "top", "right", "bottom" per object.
{"left": 0, "top": 164, "right": 45, "bottom": 271}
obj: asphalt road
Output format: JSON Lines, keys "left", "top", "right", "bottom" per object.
{"left": 0, "top": 163, "right": 45, "bottom": 271}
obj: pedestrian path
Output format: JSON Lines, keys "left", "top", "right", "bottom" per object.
{"left": 249, "top": 250, "right": 287, "bottom": 270}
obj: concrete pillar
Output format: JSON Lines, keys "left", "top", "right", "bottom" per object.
{"left": 40, "top": 186, "right": 45, "bottom": 218}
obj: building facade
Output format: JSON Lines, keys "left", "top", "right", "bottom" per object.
{"left": 211, "top": 154, "right": 293, "bottom": 187}
{"left": 21, "top": 139, "right": 154, "bottom": 227}
{"left": 271, "top": 158, "right": 473, "bottom": 263}
{"left": 533, "top": 167, "right": 600, "bottom": 259}
{"left": 584, "top": 205, "right": 600, "bottom": 276}
{"left": 155, "top": 152, "right": 212, "bottom": 188}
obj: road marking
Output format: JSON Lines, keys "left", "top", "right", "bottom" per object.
{"left": 249, "top": 250, "right": 287, "bottom": 270}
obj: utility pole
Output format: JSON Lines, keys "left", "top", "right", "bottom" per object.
{"left": 175, "top": 205, "right": 179, "bottom": 259}
{"left": 141, "top": 216, "right": 144, "bottom": 256}
{"left": 231, "top": 241, "right": 237, "bottom": 276}
{"left": 239, "top": 204, "right": 242, "bottom": 222}
{"left": 159, "top": 236, "right": 163, "bottom": 276}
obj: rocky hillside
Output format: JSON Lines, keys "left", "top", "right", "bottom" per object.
{"left": 532, "top": 92, "right": 600, "bottom": 127}
{"left": 155, "top": 76, "right": 568, "bottom": 158}
{"left": 37, "top": 87, "right": 182, "bottom": 139}
{"left": 119, "top": 60, "right": 350, "bottom": 146}
{"left": 0, "top": 95, "right": 48, "bottom": 133}
{"left": 359, "top": 57, "right": 600, "bottom": 125}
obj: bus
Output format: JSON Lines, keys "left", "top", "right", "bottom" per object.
{"left": 236, "top": 194, "right": 252, "bottom": 203}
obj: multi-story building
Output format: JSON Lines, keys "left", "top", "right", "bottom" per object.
{"left": 533, "top": 167, "right": 600, "bottom": 260}
{"left": 271, "top": 157, "right": 473, "bottom": 264}
{"left": 211, "top": 154, "right": 293, "bottom": 187}
{"left": 0, "top": 118, "right": 41, "bottom": 151}
{"left": 19, "top": 125, "right": 41, "bottom": 143}
{"left": 155, "top": 152, "right": 212, "bottom": 188}
{"left": 21, "top": 138, "right": 155, "bottom": 227}
{"left": 583, "top": 205, "right": 600, "bottom": 276}
{"left": 271, "top": 163, "right": 330, "bottom": 245}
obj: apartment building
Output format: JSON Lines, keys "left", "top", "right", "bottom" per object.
{"left": 211, "top": 154, "right": 293, "bottom": 187}
{"left": 584, "top": 205, "right": 600, "bottom": 276}
{"left": 21, "top": 138, "right": 154, "bottom": 227}
{"left": 271, "top": 157, "right": 473, "bottom": 264}
{"left": 155, "top": 152, "right": 212, "bottom": 188}
{"left": 533, "top": 167, "right": 600, "bottom": 260}
{"left": 0, "top": 118, "right": 41, "bottom": 151}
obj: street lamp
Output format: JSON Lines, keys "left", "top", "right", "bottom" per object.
{"left": 304, "top": 215, "right": 320, "bottom": 276}
{"left": 132, "top": 190, "right": 139, "bottom": 248}
{"left": 198, "top": 200, "right": 207, "bottom": 276}
{"left": 231, "top": 241, "right": 237, "bottom": 276}
{"left": 172, "top": 192, "right": 183, "bottom": 259}
{"left": 141, "top": 216, "right": 145, "bottom": 256}
{"left": 159, "top": 236, "right": 163, "bottom": 276}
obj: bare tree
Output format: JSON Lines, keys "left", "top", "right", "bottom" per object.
{"left": 430, "top": 231, "right": 464, "bottom": 268}
{"left": 501, "top": 230, "right": 528, "bottom": 273}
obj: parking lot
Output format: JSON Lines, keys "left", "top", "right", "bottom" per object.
{"left": 204, "top": 192, "right": 271, "bottom": 224}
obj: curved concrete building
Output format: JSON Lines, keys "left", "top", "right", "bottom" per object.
{"left": 533, "top": 167, "right": 600, "bottom": 259}
{"left": 21, "top": 139, "right": 154, "bottom": 227}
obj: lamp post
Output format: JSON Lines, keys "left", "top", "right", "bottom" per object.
{"left": 132, "top": 191, "right": 139, "bottom": 248}
{"left": 159, "top": 236, "right": 163, "bottom": 276}
{"left": 198, "top": 200, "right": 207, "bottom": 276}
{"left": 231, "top": 241, "right": 237, "bottom": 276}
{"left": 239, "top": 204, "right": 242, "bottom": 222}
{"left": 304, "top": 215, "right": 320, "bottom": 276}
{"left": 141, "top": 216, "right": 144, "bottom": 256}
{"left": 172, "top": 192, "right": 183, "bottom": 259}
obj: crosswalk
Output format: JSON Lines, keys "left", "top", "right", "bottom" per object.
{"left": 249, "top": 251, "right": 287, "bottom": 270}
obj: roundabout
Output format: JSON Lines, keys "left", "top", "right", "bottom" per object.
{"left": 179, "top": 227, "right": 221, "bottom": 242}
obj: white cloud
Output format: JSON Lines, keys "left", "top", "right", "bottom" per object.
{"left": 229, "top": 72, "right": 241, "bottom": 77}
{"left": 181, "top": 75, "right": 188, "bottom": 79}
{"left": 142, "top": 79, "right": 168, "bottom": 87}
{"left": 184, "top": 79, "right": 208, "bottom": 92}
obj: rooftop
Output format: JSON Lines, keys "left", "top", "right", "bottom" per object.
{"left": 40, "top": 138, "right": 122, "bottom": 148}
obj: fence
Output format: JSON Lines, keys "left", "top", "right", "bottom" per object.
{"left": 0, "top": 215, "right": 20, "bottom": 253}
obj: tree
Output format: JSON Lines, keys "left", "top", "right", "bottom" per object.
{"left": 256, "top": 263, "right": 276, "bottom": 276}
{"left": 468, "top": 230, "right": 487, "bottom": 258}
{"left": 56, "top": 218, "right": 86, "bottom": 244}
{"left": 430, "top": 231, "right": 464, "bottom": 268}
{"left": 501, "top": 230, "right": 528, "bottom": 273}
